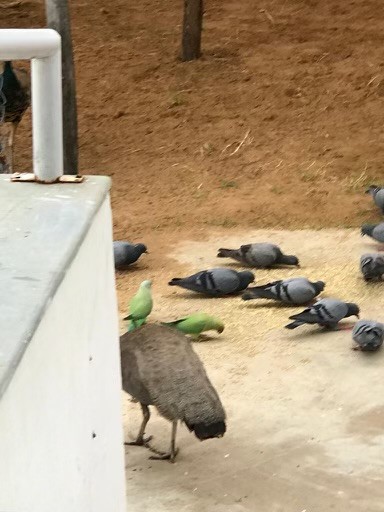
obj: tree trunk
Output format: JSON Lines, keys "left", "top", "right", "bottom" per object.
{"left": 181, "top": 0, "right": 203, "bottom": 61}
{"left": 45, "top": 0, "right": 78, "bottom": 175}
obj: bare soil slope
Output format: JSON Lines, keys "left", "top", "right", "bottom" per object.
{"left": 2, "top": 0, "right": 384, "bottom": 237}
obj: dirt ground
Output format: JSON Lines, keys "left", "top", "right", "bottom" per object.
{"left": 2, "top": 0, "right": 384, "bottom": 238}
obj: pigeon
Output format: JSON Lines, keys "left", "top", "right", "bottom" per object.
{"left": 366, "top": 185, "right": 384, "bottom": 214}
{"left": 124, "top": 280, "right": 153, "bottom": 331}
{"left": 113, "top": 241, "right": 147, "bottom": 269}
{"left": 352, "top": 320, "right": 384, "bottom": 351}
{"left": 242, "top": 277, "right": 325, "bottom": 305}
{"left": 162, "top": 312, "right": 225, "bottom": 338}
{"left": 361, "top": 223, "right": 384, "bottom": 243}
{"left": 285, "top": 298, "right": 360, "bottom": 330}
{"left": 360, "top": 253, "right": 384, "bottom": 281}
{"left": 168, "top": 268, "right": 255, "bottom": 296}
{"left": 217, "top": 243, "right": 299, "bottom": 268}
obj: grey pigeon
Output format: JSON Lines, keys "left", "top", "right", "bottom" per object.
{"left": 360, "top": 253, "right": 384, "bottom": 281}
{"left": 217, "top": 243, "right": 299, "bottom": 268}
{"left": 285, "top": 298, "right": 360, "bottom": 330}
{"left": 366, "top": 185, "right": 384, "bottom": 214}
{"left": 352, "top": 320, "right": 384, "bottom": 351}
{"left": 168, "top": 268, "right": 255, "bottom": 296}
{"left": 242, "top": 277, "right": 325, "bottom": 305}
{"left": 361, "top": 223, "right": 384, "bottom": 243}
{"left": 113, "top": 241, "right": 147, "bottom": 269}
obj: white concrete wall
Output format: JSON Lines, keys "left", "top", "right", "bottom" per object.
{"left": 0, "top": 196, "right": 126, "bottom": 512}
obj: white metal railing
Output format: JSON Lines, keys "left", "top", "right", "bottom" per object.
{"left": 0, "top": 28, "right": 63, "bottom": 183}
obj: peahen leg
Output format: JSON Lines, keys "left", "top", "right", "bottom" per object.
{"left": 0, "top": 124, "right": 12, "bottom": 173}
{"left": 125, "top": 403, "right": 153, "bottom": 446}
{"left": 6, "top": 123, "right": 17, "bottom": 174}
{"left": 149, "top": 420, "right": 179, "bottom": 463}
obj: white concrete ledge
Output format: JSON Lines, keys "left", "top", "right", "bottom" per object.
{"left": 0, "top": 175, "right": 126, "bottom": 512}
{"left": 0, "top": 175, "right": 110, "bottom": 397}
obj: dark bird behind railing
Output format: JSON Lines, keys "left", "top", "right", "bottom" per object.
{"left": 0, "top": 61, "right": 30, "bottom": 173}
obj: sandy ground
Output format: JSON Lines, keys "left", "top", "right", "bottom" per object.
{"left": 121, "top": 229, "right": 384, "bottom": 512}
{"left": 3, "top": 0, "right": 384, "bottom": 232}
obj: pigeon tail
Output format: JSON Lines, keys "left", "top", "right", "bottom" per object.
{"left": 168, "top": 278, "right": 182, "bottom": 286}
{"left": 285, "top": 321, "right": 302, "bottom": 330}
{"left": 217, "top": 248, "right": 240, "bottom": 259}
{"left": 277, "top": 254, "right": 300, "bottom": 266}
{"left": 288, "top": 310, "right": 318, "bottom": 324}
{"left": 242, "top": 286, "right": 274, "bottom": 300}
{"left": 242, "top": 291, "right": 255, "bottom": 301}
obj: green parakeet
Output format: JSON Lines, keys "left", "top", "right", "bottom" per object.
{"left": 162, "top": 312, "right": 224, "bottom": 338}
{"left": 124, "top": 280, "right": 153, "bottom": 331}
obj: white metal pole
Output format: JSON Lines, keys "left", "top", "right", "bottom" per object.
{"left": 0, "top": 29, "right": 63, "bottom": 182}
{"left": 31, "top": 51, "right": 63, "bottom": 182}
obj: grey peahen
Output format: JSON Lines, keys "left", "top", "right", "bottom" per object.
{"left": 120, "top": 323, "right": 226, "bottom": 462}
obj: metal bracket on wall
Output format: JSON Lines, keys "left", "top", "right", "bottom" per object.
{"left": 10, "top": 172, "right": 84, "bottom": 184}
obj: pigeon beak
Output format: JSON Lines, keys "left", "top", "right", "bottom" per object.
{"left": 123, "top": 315, "right": 129, "bottom": 320}
{"left": 356, "top": 314, "right": 360, "bottom": 319}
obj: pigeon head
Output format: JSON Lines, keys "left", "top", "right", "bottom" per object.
{"left": 346, "top": 303, "right": 360, "bottom": 319}
{"left": 361, "top": 224, "right": 376, "bottom": 237}
{"left": 135, "top": 243, "right": 148, "bottom": 255}
{"left": 281, "top": 255, "right": 300, "bottom": 267}
{"left": 360, "top": 253, "right": 373, "bottom": 264}
{"left": 239, "top": 271, "right": 255, "bottom": 287}
{"left": 365, "top": 185, "right": 379, "bottom": 196}
{"left": 314, "top": 281, "right": 326, "bottom": 293}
